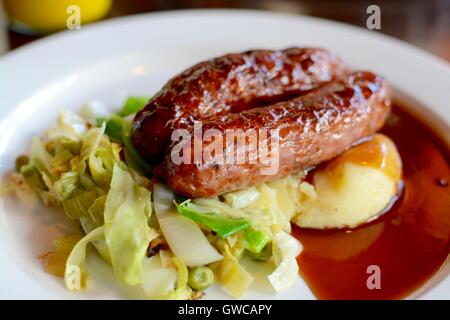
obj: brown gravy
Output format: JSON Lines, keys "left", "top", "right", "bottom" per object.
{"left": 292, "top": 104, "right": 450, "bottom": 299}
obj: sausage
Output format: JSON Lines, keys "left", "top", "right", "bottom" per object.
{"left": 131, "top": 48, "right": 348, "bottom": 163}
{"left": 162, "top": 71, "right": 391, "bottom": 198}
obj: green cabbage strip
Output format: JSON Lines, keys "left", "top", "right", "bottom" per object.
{"left": 117, "top": 96, "right": 151, "bottom": 117}
{"left": 174, "top": 200, "right": 251, "bottom": 238}
{"left": 103, "top": 164, "right": 151, "bottom": 285}
{"left": 174, "top": 200, "right": 269, "bottom": 254}
{"left": 122, "top": 135, "right": 153, "bottom": 174}
{"left": 103, "top": 114, "right": 152, "bottom": 174}
{"left": 243, "top": 228, "right": 270, "bottom": 254}
{"left": 105, "top": 115, "right": 130, "bottom": 142}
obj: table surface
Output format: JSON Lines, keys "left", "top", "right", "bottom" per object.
{"left": 3, "top": 0, "right": 450, "bottom": 62}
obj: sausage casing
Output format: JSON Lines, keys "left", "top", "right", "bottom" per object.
{"left": 162, "top": 71, "right": 391, "bottom": 198}
{"left": 131, "top": 48, "right": 348, "bottom": 162}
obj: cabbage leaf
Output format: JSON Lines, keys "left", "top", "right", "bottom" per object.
{"left": 174, "top": 200, "right": 251, "bottom": 238}
{"left": 267, "top": 231, "right": 302, "bottom": 292}
{"left": 103, "top": 164, "right": 151, "bottom": 285}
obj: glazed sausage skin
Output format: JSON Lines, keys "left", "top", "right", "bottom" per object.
{"left": 132, "top": 48, "right": 348, "bottom": 162}
{"left": 163, "top": 71, "right": 391, "bottom": 198}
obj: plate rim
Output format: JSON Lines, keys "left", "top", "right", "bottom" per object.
{"left": 0, "top": 8, "right": 449, "bottom": 300}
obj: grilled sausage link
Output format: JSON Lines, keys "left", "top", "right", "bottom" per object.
{"left": 162, "top": 71, "right": 391, "bottom": 198}
{"left": 131, "top": 48, "right": 348, "bottom": 162}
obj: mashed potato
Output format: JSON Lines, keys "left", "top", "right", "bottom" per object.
{"left": 293, "top": 134, "right": 402, "bottom": 229}
{"left": 222, "top": 134, "right": 402, "bottom": 230}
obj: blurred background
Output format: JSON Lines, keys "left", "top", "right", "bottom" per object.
{"left": 0, "top": 0, "right": 449, "bottom": 61}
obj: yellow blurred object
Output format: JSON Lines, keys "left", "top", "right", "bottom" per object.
{"left": 3, "top": 0, "right": 112, "bottom": 34}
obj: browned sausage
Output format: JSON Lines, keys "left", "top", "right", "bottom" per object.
{"left": 131, "top": 48, "right": 348, "bottom": 163}
{"left": 162, "top": 71, "right": 391, "bottom": 198}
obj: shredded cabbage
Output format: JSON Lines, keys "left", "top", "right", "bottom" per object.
{"left": 141, "top": 255, "right": 178, "bottom": 299}
{"left": 103, "top": 164, "right": 151, "bottom": 285}
{"left": 80, "top": 123, "right": 106, "bottom": 160}
{"left": 45, "top": 234, "right": 82, "bottom": 277}
{"left": 153, "top": 184, "right": 223, "bottom": 267}
{"left": 79, "top": 215, "right": 111, "bottom": 264}
{"left": 213, "top": 247, "right": 254, "bottom": 298}
{"left": 47, "top": 110, "right": 87, "bottom": 141}
{"left": 222, "top": 187, "right": 260, "bottom": 209}
{"left": 169, "top": 257, "right": 192, "bottom": 299}
{"left": 62, "top": 190, "right": 97, "bottom": 220}
{"left": 105, "top": 115, "right": 130, "bottom": 142}
{"left": 102, "top": 112, "right": 152, "bottom": 174}
{"left": 64, "top": 226, "right": 105, "bottom": 290}
{"left": 117, "top": 96, "right": 151, "bottom": 117}
{"left": 188, "top": 198, "right": 271, "bottom": 255}
{"left": 243, "top": 228, "right": 270, "bottom": 254}
{"left": 5, "top": 100, "right": 313, "bottom": 300}
{"left": 141, "top": 255, "right": 192, "bottom": 300}
{"left": 88, "top": 151, "right": 112, "bottom": 188}
{"left": 267, "top": 231, "right": 302, "bottom": 292}
{"left": 175, "top": 200, "right": 251, "bottom": 238}
{"left": 192, "top": 198, "right": 247, "bottom": 219}
{"left": 30, "top": 136, "right": 55, "bottom": 180}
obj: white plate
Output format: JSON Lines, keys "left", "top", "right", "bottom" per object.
{"left": 0, "top": 9, "right": 449, "bottom": 300}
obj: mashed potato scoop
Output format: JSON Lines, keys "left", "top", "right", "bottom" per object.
{"left": 294, "top": 134, "right": 402, "bottom": 229}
